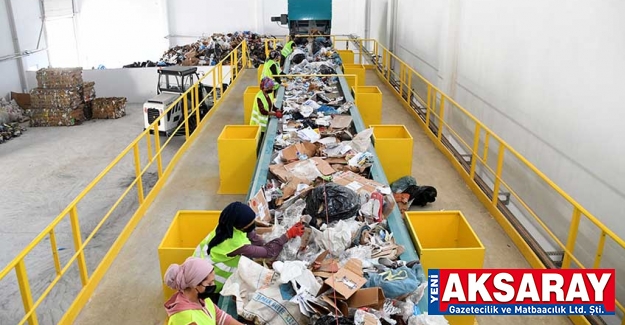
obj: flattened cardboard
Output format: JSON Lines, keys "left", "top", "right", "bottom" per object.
{"left": 347, "top": 287, "right": 386, "bottom": 310}
{"left": 311, "top": 157, "right": 336, "bottom": 176}
{"left": 269, "top": 164, "right": 293, "bottom": 182}
{"left": 282, "top": 142, "right": 318, "bottom": 162}
{"left": 325, "top": 157, "right": 348, "bottom": 165}
{"left": 283, "top": 177, "right": 309, "bottom": 199}
{"left": 317, "top": 259, "right": 365, "bottom": 299}
{"left": 320, "top": 295, "right": 348, "bottom": 316}
{"left": 333, "top": 171, "right": 386, "bottom": 195}
{"left": 248, "top": 189, "right": 271, "bottom": 223}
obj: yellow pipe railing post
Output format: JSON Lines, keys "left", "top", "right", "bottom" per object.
{"left": 386, "top": 50, "right": 391, "bottom": 80}
{"left": 437, "top": 97, "right": 446, "bottom": 140}
{"left": 358, "top": 39, "right": 363, "bottom": 64}
{"left": 218, "top": 64, "right": 223, "bottom": 99}
{"left": 145, "top": 133, "right": 153, "bottom": 163}
{"left": 561, "top": 208, "right": 582, "bottom": 269}
{"left": 426, "top": 86, "right": 432, "bottom": 128}
{"left": 194, "top": 85, "right": 201, "bottom": 127}
{"left": 483, "top": 133, "right": 490, "bottom": 164}
{"left": 233, "top": 50, "right": 238, "bottom": 77}
{"left": 49, "top": 229, "right": 62, "bottom": 275}
{"left": 16, "top": 259, "right": 38, "bottom": 325}
{"left": 593, "top": 231, "right": 607, "bottom": 268}
{"left": 407, "top": 71, "right": 413, "bottom": 103}
{"left": 153, "top": 124, "right": 163, "bottom": 177}
{"left": 69, "top": 206, "right": 89, "bottom": 286}
{"left": 133, "top": 143, "right": 144, "bottom": 204}
{"left": 399, "top": 64, "right": 404, "bottom": 99}
{"left": 183, "top": 97, "right": 190, "bottom": 140}
{"left": 491, "top": 145, "right": 505, "bottom": 206}
{"left": 470, "top": 124, "right": 481, "bottom": 178}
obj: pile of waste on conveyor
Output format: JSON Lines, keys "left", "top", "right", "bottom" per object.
{"left": 220, "top": 37, "right": 445, "bottom": 325}
{"left": 123, "top": 32, "right": 280, "bottom": 68}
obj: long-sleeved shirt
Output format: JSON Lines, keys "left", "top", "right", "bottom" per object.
{"left": 255, "top": 92, "right": 274, "bottom": 115}
{"left": 269, "top": 64, "right": 283, "bottom": 84}
{"left": 228, "top": 231, "right": 289, "bottom": 259}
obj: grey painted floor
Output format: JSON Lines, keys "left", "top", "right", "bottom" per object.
{"left": 1, "top": 69, "right": 572, "bottom": 325}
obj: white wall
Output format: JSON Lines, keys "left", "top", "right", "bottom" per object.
{"left": 77, "top": 0, "right": 169, "bottom": 68}
{"left": 166, "top": 0, "right": 258, "bottom": 47}
{"left": 370, "top": 0, "right": 388, "bottom": 48}
{"left": 0, "top": 0, "right": 49, "bottom": 96}
{"left": 0, "top": 0, "right": 22, "bottom": 98}
{"left": 384, "top": 1, "right": 625, "bottom": 319}
{"left": 261, "top": 0, "right": 289, "bottom": 36}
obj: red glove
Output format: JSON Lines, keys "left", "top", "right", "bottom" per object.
{"left": 286, "top": 222, "right": 305, "bottom": 239}
{"left": 275, "top": 111, "right": 283, "bottom": 118}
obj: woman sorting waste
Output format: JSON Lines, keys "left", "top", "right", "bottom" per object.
{"left": 164, "top": 257, "right": 243, "bottom": 325}
{"left": 250, "top": 77, "right": 283, "bottom": 149}
{"left": 193, "top": 202, "right": 305, "bottom": 293}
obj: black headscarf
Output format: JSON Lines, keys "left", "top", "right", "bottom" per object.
{"left": 206, "top": 202, "right": 256, "bottom": 254}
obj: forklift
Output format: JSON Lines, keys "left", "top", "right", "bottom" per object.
{"left": 143, "top": 66, "right": 214, "bottom": 137}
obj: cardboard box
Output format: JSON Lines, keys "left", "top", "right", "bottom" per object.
{"left": 248, "top": 189, "right": 271, "bottom": 223}
{"left": 317, "top": 259, "right": 366, "bottom": 300}
{"left": 281, "top": 142, "right": 317, "bottom": 162}
{"left": 333, "top": 171, "right": 387, "bottom": 195}
{"left": 347, "top": 287, "right": 386, "bottom": 309}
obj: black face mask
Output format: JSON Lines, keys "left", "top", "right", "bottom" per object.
{"left": 197, "top": 285, "right": 216, "bottom": 300}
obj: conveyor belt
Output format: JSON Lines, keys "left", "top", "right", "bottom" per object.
{"left": 219, "top": 51, "right": 428, "bottom": 316}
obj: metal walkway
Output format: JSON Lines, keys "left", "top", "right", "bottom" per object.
{"left": 72, "top": 69, "right": 571, "bottom": 325}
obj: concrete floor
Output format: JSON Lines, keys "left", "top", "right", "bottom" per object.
{"left": 2, "top": 69, "right": 572, "bottom": 325}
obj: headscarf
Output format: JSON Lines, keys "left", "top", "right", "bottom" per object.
{"left": 260, "top": 77, "right": 275, "bottom": 91}
{"left": 207, "top": 202, "right": 256, "bottom": 254}
{"left": 164, "top": 257, "right": 214, "bottom": 291}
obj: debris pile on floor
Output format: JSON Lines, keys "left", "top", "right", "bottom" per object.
{"left": 123, "top": 32, "right": 280, "bottom": 69}
{"left": 91, "top": 97, "right": 127, "bottom": 119}
{"left": 0, "top": 98, "right": 26, "bottom": 143}
{"left": 218, "top": 38, "right": 444, "bottom": 325}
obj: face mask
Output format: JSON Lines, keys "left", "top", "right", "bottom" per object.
{"left": 197, "top": 285, "right": 216, "bottom": 300}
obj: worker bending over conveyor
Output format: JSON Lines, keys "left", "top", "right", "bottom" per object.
{"left": 260, "top": 50, "right": 286, "bottom": 96}
{"left": 193, "top": 202, "right": 305, "bottom": 293}
{"left": 280, "top": 35, "right": 296, "bottom": 67}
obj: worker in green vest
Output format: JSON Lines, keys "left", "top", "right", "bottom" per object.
{"left": 260, "top": 50, "right": 285, "bottom": 94}
{"left": 164, "top": 257, "right": 243, "bottom": 325}
{"left": 250, "top": 77, "right": 282, "bottom": 147}
{"left": 280, "top": 35, "right": 296, "bottom": 66}
{"left": 193, "top": 202, "right": 305, "bottom": 293}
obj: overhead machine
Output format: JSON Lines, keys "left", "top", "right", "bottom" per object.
{"left": 271, "top": 0, "right": 332, "bottom": 35}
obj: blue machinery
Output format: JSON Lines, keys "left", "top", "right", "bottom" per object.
{"left": 271, "top": 0, "right": 333, "bottom": 35}
{"left": 218, "top": 50, "right": 429, "bottom": 315}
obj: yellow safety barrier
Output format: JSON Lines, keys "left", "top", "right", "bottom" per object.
{"left": 0, "top": 41, "right": 247, "bottom": 325}
{"left": 352, "top": 86, "right": 382, "bottom": 127}
{"left": 370, "top": 125, "right": 413, "bottom": 184}
{"left": 405, "top": 211, "right": 485, "bottom": 325}
{"left": 217, "top": 125, "right": 261, "bottom": 194}
{"left": 244, "top": 86, "right": 260, "bottom": 124}
{"left": 158, "top": 210, "right": 221, "bottom": 301}
{"left": 356, "top": 37, "right": 625, "bottom": 325}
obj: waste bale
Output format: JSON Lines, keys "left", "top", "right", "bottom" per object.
{"left": 27, "top": 105, "right": 86, "bottom": 127}
{"left": 30, "top": 88, "right": 84, "bottom": 110}
{"left": 36, "top": 68, "right": 83, "bottom": 89}
{"left": 91, "top": 97, "right": 127, "bottom": 119}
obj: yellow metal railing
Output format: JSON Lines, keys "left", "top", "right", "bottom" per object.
{"left": 0, "top": 41, "right": 247, "bottom": 325}
{"left": 354, "top": 37, "right": 624, "bottom": 325}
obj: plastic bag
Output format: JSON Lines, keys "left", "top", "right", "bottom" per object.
{"left": 305, "top": 183, "right": 360, "bottom": 227}
{"left": 348, "top": 128, "right": 374, "bottom": 153}
{"left": 278, "top": 236, "right": 302, "bottom": 261}
{"left": 390, "top": 176, "right": 417, "bottom": 193}
{"left": 221, "top": 256, "right": 279, "bottom": 315}
{"left": 312, "top": 219, "right": 361, "bottom": 257}
{"left": 364, "top": 263, "right": 424, "bottom": 299}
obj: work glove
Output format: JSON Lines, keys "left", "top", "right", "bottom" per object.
{"left": 275, "top": 111, "right": 283, "bottom": 118}
{"left": 286, "top": 222, "right": 305, "bottom": 239}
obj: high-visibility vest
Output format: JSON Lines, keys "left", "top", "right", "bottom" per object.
{"left": 250, "top": 91, "right": 274, "bottom": 133}
{"left": 281, "top": 41, "right": 295, "bottom": 58}
{"left": 261, "top": 60, "right": 282, "bottom": 90}
{"left": 167, "top": 299, "right": 216, "bottom": 325}
{"left": 193, "top": 228, "right": 251, "bottom": 292}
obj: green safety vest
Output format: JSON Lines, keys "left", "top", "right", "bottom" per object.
{"left": 261, "top": 60, "right": 282, "bottom": 90}
{"left": 281, "top": 41, "right": 295, "bottom": 58}
{"left": 193, "top": 228, "right": 251, "bottom": 292}
{"left": 168, "top": 300, "right": 216, "bottom": 325}
{"left": 250, "top": 91, "right": 274, "bottom": 133}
